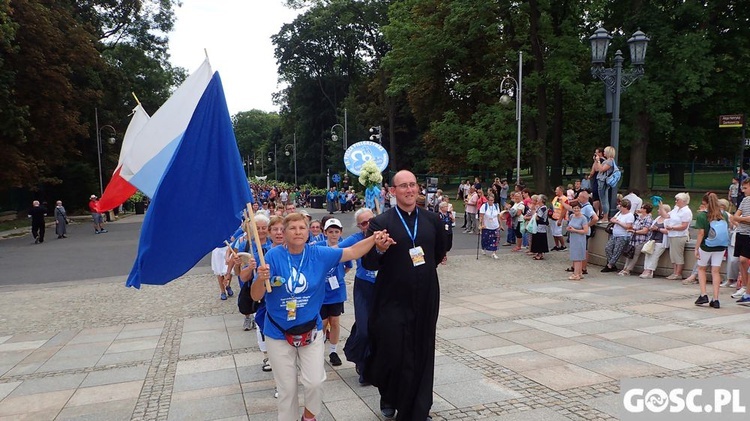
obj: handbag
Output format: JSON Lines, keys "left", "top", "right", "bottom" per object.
{"left": 238, "top": 280, "right": 262, "bottom": 315}
{"left": 641, "top": 239, "right": 656, "bottom": 254}
{"left": 605, "top": 222, "right": 615, "bottom": 235}
{"left": 526, "top": 216, "right": 538, "bottom": 234}
{"left": 605, "top": 212, "right": 620, "bottom": 235}
{"left": 621, "top": 240, "right": 636, "bottom": 259}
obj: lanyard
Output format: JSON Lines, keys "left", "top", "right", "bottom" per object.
{"left": 285, "top": 246, "right": 306, "bottom": 296}
{"left": 396, "top": 207, "right": 419, "bottom": 247}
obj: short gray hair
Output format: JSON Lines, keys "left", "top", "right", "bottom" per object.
{"left": 254, "top": 214, "right": 270, "bottom": 225}
{"left": 674, "top": 192, "right": 690, "bottom": 205}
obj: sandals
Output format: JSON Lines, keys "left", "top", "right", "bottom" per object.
{"left": 262, "top": 357, "right": 272, "bottom": 372}
{"left": 532, "top": 255, "right": 544, "bottom": 260}
{"left": 568, "top": 274, "right": 583, "bottom": 280}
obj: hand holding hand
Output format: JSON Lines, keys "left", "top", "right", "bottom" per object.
{"left": 373, "top": 230, "right": 396, "bottom": 252}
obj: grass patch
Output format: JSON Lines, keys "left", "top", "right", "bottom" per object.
{"left": 648, "top": 171, "right": 733, "bottom": 190}
{"left": 0, "top": 218, "right": 33, "bottom": 232}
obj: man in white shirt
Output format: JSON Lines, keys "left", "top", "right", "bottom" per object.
{"left": 622, "top": 189, "right": 643, "bottom": 212}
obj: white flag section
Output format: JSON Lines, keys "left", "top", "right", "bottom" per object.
{"left": 96, "top": 104, "right": 150, "bottom": 212}
{"left": 120, "top": 59, "right": 213, "bottom": 198}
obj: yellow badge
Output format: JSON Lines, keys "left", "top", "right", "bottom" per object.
{"left": 409, "top": 246, "right": 426, "bottom": 267}
{"left": 286, "top": 299, "right": 297, "bottom": 321}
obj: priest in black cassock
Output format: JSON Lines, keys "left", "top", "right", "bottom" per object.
{"left": 362, "top": 170, "right": 446, "bottom": 421}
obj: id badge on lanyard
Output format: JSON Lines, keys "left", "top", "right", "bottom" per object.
{"left": 285, "top": 247, "right": 306, "bottom": 321}
{"left": 397, "top": 208, "right": 425, "bottom": 267}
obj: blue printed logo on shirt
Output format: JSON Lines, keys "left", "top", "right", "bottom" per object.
{"left": 286, "top": 268, "right": 309, "bottom": 295}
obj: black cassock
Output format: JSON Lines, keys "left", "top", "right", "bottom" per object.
{"left": 363, "top": 206, "right": 446, "bottom": 421}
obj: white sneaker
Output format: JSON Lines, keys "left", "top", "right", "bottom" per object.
{"left": 720, "top": 279, "right": 731, "bottom": 287}
{"left": 731, "top": 287, "right": 747, "bottom": 299}
{"left": 492, "top": 253, "right": 498, "bottom": 259}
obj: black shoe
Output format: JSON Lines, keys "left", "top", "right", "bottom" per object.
{"left": 559, "top": 246, "right": 567, "bottom": 251}
{"left": 582, "top": 269, "right": 588, "bottom": 275}
{"left": 329, "top": 352, "right": 342, "bottom": 366}
{"left": 710, "top": 299, "right": 720, "bottom": 309}
{"left": 601, "top": 266, "right": 615, "bottom": 273}
{"left": 695, "top": 295, "right": 709, "bottom": 305}
{"left": 551, "top": 246, "right": 560, "bottom": 251}
{"left": 380, "top": 399, "right": 395, "bottom": 419}
{"left": 358, "top": 371, "right": 370, "bottom": 386}
{"left": 565, "top": 267, "right": 575, "bottom": 272}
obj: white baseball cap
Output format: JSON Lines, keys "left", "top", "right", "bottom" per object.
{"left": 90, "top": 195, "right": 97, "bottom": 199}
{"left": 324, "top": 218, "right": 343, "bottom": 231}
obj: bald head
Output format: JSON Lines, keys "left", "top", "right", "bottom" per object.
{"left": 390, "top": 170, "right": 418, "bottom": 211}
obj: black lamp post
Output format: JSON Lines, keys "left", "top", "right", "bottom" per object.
{"left": 590, "top": 27, "right": 649, "bottom": 217}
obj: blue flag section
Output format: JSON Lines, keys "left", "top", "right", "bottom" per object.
{"left": 126, "top": 73, "right": 252, "bottom": 288}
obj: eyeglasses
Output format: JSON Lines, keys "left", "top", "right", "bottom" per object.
{"left": 396, "top": 182, "right": 418, "bottom": 189}
{"left": 357, "top": 219, "right": 371, "bottom": 228}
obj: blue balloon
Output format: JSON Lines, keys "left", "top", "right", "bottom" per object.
{"left": 343, "top": 141, "right": 389, "bottom": 176}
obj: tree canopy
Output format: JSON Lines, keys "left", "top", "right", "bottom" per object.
{"left": 4, "top": 0, "right": 750, "bottom": 211}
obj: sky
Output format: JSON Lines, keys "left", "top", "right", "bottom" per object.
{"left": 168, "top": 1, "right": 301, "bottom": 115}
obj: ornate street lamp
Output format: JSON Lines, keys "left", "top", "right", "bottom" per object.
{"left": 285, "top": 135, "right": 297, "bottom": 186}
{"left": 95, "top": 108, "right": 117, "bottom": 198}
{"left": 590, "top": 27, "right": 649, "bottom": 217}
{"left": 500, "top": 51, "right": 522, "bottom": 186}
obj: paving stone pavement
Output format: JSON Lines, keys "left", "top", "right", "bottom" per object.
{"left": 1, "top": 248, "right": 750, "bottom": 420}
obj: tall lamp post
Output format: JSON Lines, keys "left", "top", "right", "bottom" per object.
{"left": 590, "top": 27, "right": 649, "bottom": 217}
{"left": 256, "top": 150, "right": 264, "bottom": 175}
{"left": 331, "top": 123, "right": 347, "bottom": 150}
{"left": 285, "top": 135, "right": 297, "bottom": 186}
{"left": 499, "top": 51, "right": 523, "bottom": 186}
{"left": 268, "top": 147, "right": 277, "bottom": 180}
{"left": 95, "top": 108, "right": 117, "bottom": 197}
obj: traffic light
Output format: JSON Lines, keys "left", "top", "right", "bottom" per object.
{"left": 369, "top": 126, "right": 382, "bottom": 144}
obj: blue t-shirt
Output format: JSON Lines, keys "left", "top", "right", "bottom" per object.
{"left": 314, "top": 243, "right": 351, "bottom": 304}
{"left": 327, "top": 191, "right": 338, "bottom": 201}
{"left": 580, "top": 202, "right": 596, "bottom": 222}
{"left": 231, "top": 234, "right": 249, "bottom": 253}
{"left": 263, "top": 244, "right": 343, "bottom": 340}
{"left": 308, "top": 233, "right": 326, "bottom": 243}
{"left": 339, "top": 232, "right": 378, "bottom": 283}
{"left": 339, "top": 193, "right": 347, "bottom": 204}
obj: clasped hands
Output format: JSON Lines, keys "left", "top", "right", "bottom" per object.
{"left": 373, "top": 229, "right": 396, "bottom": 253}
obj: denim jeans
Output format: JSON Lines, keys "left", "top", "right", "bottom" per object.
{"left": 598, "top": 180, "right": 610, "bottom": 217}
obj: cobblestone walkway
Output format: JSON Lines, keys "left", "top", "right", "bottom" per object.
{"left": 1, "top": 252, "right": 749, "bottom": 420}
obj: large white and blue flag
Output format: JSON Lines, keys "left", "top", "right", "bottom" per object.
{"left": 126, "top": 64, "right": 252, "bottom": 288}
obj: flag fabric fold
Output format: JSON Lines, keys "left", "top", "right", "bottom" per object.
{"left": 96, "top": 104, "right": 150, "bottom": 212}
{"left": 121, "top": 59, "right": 213, "bottom": 198}
{"left": 126, "top": 72, "right": 251, "bottom": 288}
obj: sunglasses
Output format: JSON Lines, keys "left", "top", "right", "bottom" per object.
{"left": 357, "top": 219, "right": 371, "bottom": 228}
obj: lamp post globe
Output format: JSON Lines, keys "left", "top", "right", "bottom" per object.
{"left": 499, "top": 94, "right": 512, "bottom": 105}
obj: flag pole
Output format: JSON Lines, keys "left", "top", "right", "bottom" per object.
{"left": 132, "top": 92, "right": 141, "bottom": 105}
{"left": 246, "top": 203, "right": 271, "bottom": 292}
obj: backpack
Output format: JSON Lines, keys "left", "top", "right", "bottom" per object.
{"left": 705, "top": 218, "right": 729, "bottom": 248}
{"left": 606, "top": 161, "right": 621, "bottom": 188}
